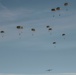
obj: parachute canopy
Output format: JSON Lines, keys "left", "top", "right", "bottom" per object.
{"left": 62, "top": 33, "right": 65, "bottom": 36}
{"left": 64, "top": 2, "right": 68, "bottom": 6}
{"left": 0, "top": 30, "right": 4, "bottom": 33}
{"left": 51, "top": 8, "right": 56, "bottom": 11}
{"left": 53, "top": 42, "right": 56, "bottom": 44}
{"left": 16, "top": 26, "right": 23, "bottom": 29}
{"left": 31, "top": 28, "right": 35, "bottom": 31}
{"left": 56, "top": 7, "right": 61, "bottom": 10}
{"left": 48, "top": 28, "right": 52, "bottom": 31}
{"left": 46, "top": 69, "right": 52, "bottom": 71}
{"left": 46, "top": 25, "right": 50, "bottom": 28}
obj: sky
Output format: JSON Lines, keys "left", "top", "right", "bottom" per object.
{"left": 0, "top": 0, "right": 76, "bottom": 75}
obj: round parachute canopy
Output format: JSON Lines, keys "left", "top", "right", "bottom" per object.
{"left": 51, "top": 8, "right": 56, "bottom": 11}
{"left": 48, "top": 28, "right": 52, "bottom": 31}
{"left": 31, "top": 28, "right": 35, "bottom": 31}
{"left": 46, "top": 25, "right": 50, "bottom": 28}
{"left": 53, "top": 42, "right": 56, "bottom": 44}
{"left": 46, "top": 69, "right": 53, "bottom": 72}
{"left": 16, "top": 26, "right": 23, "bottom": 29}
{"left": 62, "top": 33, "right": 65, "bottom": 36}
{"left": 0, "top": 30, "right": 4, "bottom": 33}
{"left": 64, "top": 2, "right": 68, "bottom": 6}
{"left": 16, "top": 26, "right": 21, "bottom": 29}
{"left": 56, "top": 7, "right": 61, "bottom": 10}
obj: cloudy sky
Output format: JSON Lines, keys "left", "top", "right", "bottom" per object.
{"left": 0, "top": 0, "right": 76, "bottom": 75}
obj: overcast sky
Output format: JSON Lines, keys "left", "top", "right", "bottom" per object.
{"left": 0, "top": 0, "right": 76, "bottom": 75}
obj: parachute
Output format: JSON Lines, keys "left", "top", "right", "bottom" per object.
{"left": 46, "top": 25, "right": 50, "bottom": 28}
{"left": 56, "top": 7, "right": 60, "bottom": 10}
{"left": 0, "top": 31, "right": 4, "bottom": 33}
{"left": 16, "top": 26, "right": 23, "bottom": 29}
{"left": 62, "top": 33, "right": 65, "bottom": 36}
{"left": 48, "top": 27, "right": 52, "bottom": 31}
{"left": 31, "top": 28, "right": 35, "bottom": 31}
{"left": 64, "top": 2, "right": 69, "bottom": 11}
{"left": 0, "top": 30, "right": 5, "bottom": 37}
{"left": 31, "top": 28, "right": 35, "bottom": 36}
{"left": 51, "top": 8, "right": 56, "bottom": 11}
{"left": 64, "top": 3, "right": 68, "bottom": 6}
{"left": 48, "top": 27, "right": 52, "bottom": 35}
{"left": 52, "top": 41, "right": 56, "bottom": 47}
{"left": 46, "top": 69, "right": 52, "bottom": 72}
{"left": 56, "top": 7, "right": 61, "bottom": 16}
{"left": 16, "top": 26, "right": 23, "bottom": 36}
{"left": 51, "top": 8, "right": 56, "bottom": 17}
{"left": 53, "top": 42, "right": 56, "bottom": 44}
{"left": 62, "top": 33, "right": 66, "bottom": 39}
